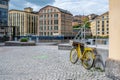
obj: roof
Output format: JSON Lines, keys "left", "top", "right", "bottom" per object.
{"left": 39, "top": 5, "right": 72, "bottom": 15}
{"left": 100, "top": 11, "right": 109, "bottom": 16}
{"left": 24, "top": 7, "right": 33, "bottom": 9}
{"left": 93, "top": 11, "right": 109, "bottom": 20}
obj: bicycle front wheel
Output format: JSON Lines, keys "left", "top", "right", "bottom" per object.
{"left": 82, "top": 50, "right": 95, "bottom": 70}
{"left": 70, "top": 48, "right": 78, "bottom": 64}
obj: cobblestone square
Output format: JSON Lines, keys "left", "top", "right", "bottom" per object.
{"left": 0, "top": 45, "right": 111, "bottom": 80}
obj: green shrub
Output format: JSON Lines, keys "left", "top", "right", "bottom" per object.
{"left": 20, "top": 38, "right": 28, "bottom": 42}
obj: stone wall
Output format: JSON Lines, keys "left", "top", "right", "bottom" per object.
{"left": 5, "top": 41, "right": 36, "bottom": 46}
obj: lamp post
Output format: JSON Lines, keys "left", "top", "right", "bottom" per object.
{"left": 74, "top": 17, "right": 108, "bottom": 48}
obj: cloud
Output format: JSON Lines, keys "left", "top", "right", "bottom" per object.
{"left": 25, "top": 0, "right": 55, "bottom": 6}
{"left": 9, "top": 0, "right": 55, "bottom": 11}
{"left": 9, "top": 0, "right": 109, "bottom": 15}
{"left": 53, "top": 0, "right": 109, "bottom": 15}
{"left": 24, "top": 2, "right": 42, "bottom": 11}
{"left": 9, "top": 0, "right": 27, "bottom": 10}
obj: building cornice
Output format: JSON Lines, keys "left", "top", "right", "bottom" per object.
{"left": 9, "top": 9, "right": 38, "bottom": 14}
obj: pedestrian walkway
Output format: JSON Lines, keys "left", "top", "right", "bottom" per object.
{"left": 0, "top": 45, "right": 111, "bottom": 80}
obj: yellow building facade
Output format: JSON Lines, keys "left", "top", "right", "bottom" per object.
{"left": 8, "top": 7, "right": 38, "bottom": 36}
{"left": 90, "top": 12, "right": 109, "bottom": 37}
{"left": 38, "top": 5, "right": 73, "bottom": 36}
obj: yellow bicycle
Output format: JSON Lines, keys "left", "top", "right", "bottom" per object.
{"left": 70, "top": 41, "right": 96, "bottom": 70}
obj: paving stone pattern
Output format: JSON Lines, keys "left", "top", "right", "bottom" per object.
{"left": 0, "top": 45, "right": 111, "bottom": 80}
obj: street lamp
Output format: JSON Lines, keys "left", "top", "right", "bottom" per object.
{"left": 73, "top": 20, "right": 92, "bottom": 44}
{"left": 74, "top": 18, "right": 108, "bottom": 48}
{"left": 83, "top": 20, "right": 92, "bottom": 43}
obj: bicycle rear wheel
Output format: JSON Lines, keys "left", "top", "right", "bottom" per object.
{"left": 70, "top": 48, "right": 78, "bottom": 64}
{"left": 82, "top": 50, "right": 95, "bottom": 70}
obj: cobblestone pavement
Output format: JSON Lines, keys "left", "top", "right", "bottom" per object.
{"left": 0, "top": 45, "right": 112, "bottom": 80}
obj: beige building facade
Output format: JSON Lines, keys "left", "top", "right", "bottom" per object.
{"left": 106, "top": 0, "right": 120, "bottom": 78}
{"left": 38, "top": 5, "right": 73, "bottom": 36}
{"left": 8, "top": 7, "right": 38, "bottom": 36}
{"left": 90, "top": 12, "right": 109, "bottom": 37}
{"left": 109, "top": 0, "right": 120, "bottom": 61}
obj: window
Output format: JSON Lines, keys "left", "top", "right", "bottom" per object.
{"left": 44, "top": 20, "right": 46, "bottom": 24}
{"left": 102, "top": 21, "right": 104, "bottom": 27}
{"left": 51, "top": 9, "right": 52, "bottom": 12}
{"left": 54, "top": 26, "right": 58, "bottom": 30}
{"left": 54, "top": 14, "right": 58, "bottom": 17}
{"left": 44, "top": 26, "right": 46, "bottom": 30}
{"left": 54, "top": 9, "right": 56, "bottom": 12}
{"left": 48, "top": 26, "right": 49, "bottom": 30}
{"left": 107, "top": 20, "right": 109, "bottom": 23}
{"left": 49, "top": 21, "right": 51, "bottom": 25}
{"left": 51, "top": 20, "right": 53, "bottom": 24}
{"left": 44, "top": 10, "right": 46, "bottom": 13}
{"left": 102, "top": 25, "right": 104, "bottom": 27}
{"left": 49, "top": 9, "right": 51, "bottom": 12}
{"left": 51, "top": 32, "right": 53, "bottom": 35}
{"left": 54, "top": 20, "right": 58, "bottom": 24}
{"left": 97, "top": 21, "right": 100, "bottom": 23}
{"left": 44, "top": 32, "right": 46, "bottom": 36}
{"left": 48, "top": 21, "right": 49, "bottom": 25}
{"left": 107, "top": 24, "right": 109, "bottom": 27}
{"left": 40, "top": 21, "right": 43, "bottom": 25}
{"left": 40, "top": 26, "right": 43, "bottom": 30}
{"left": 102, "top": 21, "right": 104, "bottom": 24}
{"left": 106, "top": 16, "right": 109, "bottom": 18}
{"left": 97, "top": 32, "right": 100, "bottom": 34}
{"left": 97, "top": 25, "right": 100, "bottom": 27}
{"left": 102, "top": 28, "right": 104, "bottom": 31}
{"left": 40, "top": 15, "right": 43, "bottom": 19}
{"left": 98, "top": 28, "right": 100, "bottom": 31}
{"left": 107, "top": 28, "right": 109, "bottom": 31}
{"left": 51, "top": 26, "right": 52, "bottom": 30}
{"left": 44, "top": 15, "right": 46, "bottom": 19}
{"left": 102, "top": 16, "right": 104, "bottom": 19}
{"left": 49, "top": 26, "right": 51, "bottom": 30}
{"left": 51, "top": 14, "right": 52, "bottom": 18}
{"left": 102, "top": 32, "right": 104, "bottom": 35}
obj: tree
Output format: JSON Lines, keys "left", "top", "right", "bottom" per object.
{"left": 82, "top": 17, "right": 90, "bottom": 28}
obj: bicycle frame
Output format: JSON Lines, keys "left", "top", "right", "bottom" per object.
{"left": 73, "top": 42, "right": 95, "bottom": 60}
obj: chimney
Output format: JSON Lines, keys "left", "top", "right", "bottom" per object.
{"left": 24, "top": 7, "right": 33, "bottom": 12}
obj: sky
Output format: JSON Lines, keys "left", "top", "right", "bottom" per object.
{"left": 9, "top": 0, "right": 109, "bottom": 15}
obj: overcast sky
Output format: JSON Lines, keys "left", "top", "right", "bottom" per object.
{"left": 9, "top": 0, "right": 109, "bottom": 15}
